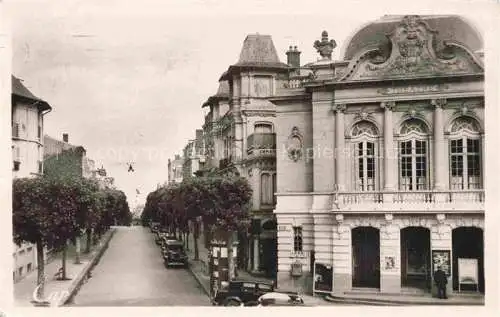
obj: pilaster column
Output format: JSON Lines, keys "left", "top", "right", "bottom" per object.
{"left": 379, "top": 214, "right": 401, "bottom": 293}
{"left": 334, "top": 104, "right": 346, "bottom": 191}
{"left": 431, "top": 214, "right": 453, "bottom": 296}
{"left": 432, "top": 99, "right": 447, "bottom": 190}
{"left": 381, "top": 101, "right": 396, "bottom": 191}
{"left": 233, "top": 99, "right": 244, "bottom": 162}
{"left": 332, "top": 214, "right": 351, "bottom": 292}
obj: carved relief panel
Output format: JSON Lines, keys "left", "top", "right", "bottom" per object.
{"left": 253, "top": 76, "right": 272, "bottom": 97}
{"left": 340, "top": 15, "right": 484, "bottom": 81}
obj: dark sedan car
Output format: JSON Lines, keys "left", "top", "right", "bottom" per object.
{"left": 163, "top": 240, "right": 188, "bottom": 268}
{"left": 212, "top": 280, "right": 274, "bottom": 306}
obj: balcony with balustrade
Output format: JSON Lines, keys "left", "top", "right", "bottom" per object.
{"left": 277, "top": 189, "right": 485, "bottom": 215}
{"left": 246, "top": 133, "right": 276, "bottom": 158}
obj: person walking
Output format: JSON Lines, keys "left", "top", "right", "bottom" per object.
{"left": 434, "top": 266, "right": 448, "bottom": 299}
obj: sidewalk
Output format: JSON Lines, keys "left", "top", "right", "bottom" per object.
{"left": 14, "top": 229, "right": 116, "bottom": 307}
{"left": 326, "top": 290, "right": 485, "bottom": 306}
{"left": 184, "top": 244, "right": 484, "bottom": 306}
{"left": 184, "top": 244, "right": 331, "bottom": 306}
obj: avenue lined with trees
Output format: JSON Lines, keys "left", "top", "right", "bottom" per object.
{"left": 140, "top": 175, "right": 252, "bottom": 279}
{"left": 13, "top": 175, "right": 132, "bottom": 298}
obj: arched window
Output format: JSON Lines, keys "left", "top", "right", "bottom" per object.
{"left": 254, "top": 122, "right": 273, "bottom": 134}
{"left": 398, "top": 119, "right": 429, "bottom": 191}
{"left": 261, "top": 173, "right": 273, "bottom": 205}
{"left": 449, "top": 117, "right": 482, "bottom": 189}
{"left": 351, "top": 121, "right": 378, "bottom": 191}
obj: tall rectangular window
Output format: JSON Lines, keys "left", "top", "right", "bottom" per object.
{"left": 260, "top": 173, "right": 273, "bottom": 205}
{"left": 272, "top": 173, "right": 277, "bottom": 205}
{"left": 293, "top": 226, "right": 303, "bottom": 252}
{"left": 12, "top": 123, "right": 20, "bottom": 138}
{"left": 399, "top": 139, "right": 428, "bottom": 190}
{"left": 450, "top": 138, "right": 481, "bottom": 189}
{"left": 355, "top": 141, "right": 376, "bottom": 191}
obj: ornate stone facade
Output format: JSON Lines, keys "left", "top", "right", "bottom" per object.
{"left": 272, "top": 15, "right": 485, "bottom": 296}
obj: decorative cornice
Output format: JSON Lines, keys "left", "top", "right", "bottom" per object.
{"left": 242, "top": 110, "right": 276, "bottom": 117}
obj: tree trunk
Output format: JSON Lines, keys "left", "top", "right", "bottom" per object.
{"left": 193, "top": 220, "right": 200, "bottom": 261}
{"left": 61, "top": 242, "right": 67, "bottom": 280}
{"left": 85, "top": 228, "right": 92, "bottom": 253}
{"left": 36, "top": 240, "right": 45, "bottom": 298}
{"left": 74, "top": 236, "right": 81, "bottom": 264}
{"left": 227, "top": 232, "right": 235, "bottom": 281}
{"left": 185, "top": 231, "right": 189, "bottom": 251}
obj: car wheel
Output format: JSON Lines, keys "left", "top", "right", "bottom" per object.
{"left": 224, "top": 299, "right": 242, "bottom": 306}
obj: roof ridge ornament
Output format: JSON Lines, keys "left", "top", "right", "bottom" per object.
{"left": 314, "top": 31, "right": 337, "bottom": 60}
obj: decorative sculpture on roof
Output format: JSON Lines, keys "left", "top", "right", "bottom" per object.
{"left": 339, "top": 15, "right": 483, "bottom": 81}
{"left": 314, "top": 31, "right": 337, "bottom": 60}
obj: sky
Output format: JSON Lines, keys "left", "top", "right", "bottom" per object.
{"left": 6, "top": 0, "right": 495, "bottom": 208}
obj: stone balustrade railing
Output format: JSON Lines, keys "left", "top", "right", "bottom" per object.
{"left": 276, "top": 190, "right": 485, "bottom": 213}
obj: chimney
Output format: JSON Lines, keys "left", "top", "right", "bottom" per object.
{"left": 286, "top": 45, "right": 301, "bottom": 68}
{"left": 63, "top": 133, "right": 69, "bottom": 143}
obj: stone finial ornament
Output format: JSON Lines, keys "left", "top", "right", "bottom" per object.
{"left": 314, "top": 30, "right": 337, "bottom": 60}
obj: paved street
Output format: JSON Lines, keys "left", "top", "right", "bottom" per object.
{"left": 68, "top": 226, "right": 210, "bottom": 306}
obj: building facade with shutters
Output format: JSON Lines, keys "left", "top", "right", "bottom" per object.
{"left": 167, "top": 154, "right": 184, "bottom": 184}
{"left": 11, "top": 75, "right": 52, "bottom": 282}
{"left": 182, "top": 129, "right": 205, "bottom": 179}
{"left": 271, "top": 15, "right": 485, "bottom": 296}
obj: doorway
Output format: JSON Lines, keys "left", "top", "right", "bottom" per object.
{"left": 400, "top": 227, "right": 431, "bottom": 290}
{"left": 352, "top": 227, "right": 380, "bottom": 288}
{"left": 452, "top": 227, "right": 484, "bottom": 293}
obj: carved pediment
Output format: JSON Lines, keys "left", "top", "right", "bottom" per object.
{"left": 341, "top": 15, "right": 484, "bottom": 81}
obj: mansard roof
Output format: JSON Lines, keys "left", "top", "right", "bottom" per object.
{"left": 202, "top": 79, "right": 230, "bottom": 108}
{"left": 220, "top": 34, "right": 289, "bottom": 81}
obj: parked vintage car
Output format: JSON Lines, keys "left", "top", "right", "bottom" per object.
{"left": 155, "top": 228, "right": 171, "bottom": 245}
{"left": 256, "top": 292, "right": 305, "bottom": 306}
{"left": 163, "top": 240, "right": 188, "bottom": 268}
{"left": 160, "top": 234, "right": 177, "bottom": 247}
{"left": 211, "top": 280, "right": 274, "bottom": 306}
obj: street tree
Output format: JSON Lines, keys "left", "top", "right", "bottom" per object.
{"left": 13, "top": 177, "right": 79, "bottom": 297}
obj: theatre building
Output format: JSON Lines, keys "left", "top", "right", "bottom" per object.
{"left": 272, "top": 15, "right": 485, "bottom": 296}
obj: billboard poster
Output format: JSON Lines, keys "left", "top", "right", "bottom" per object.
{"left": 458, "top": 258, "right": 479, "bottom": 291}
{"left": 431, "top": 250, "right": 451, "bottom": 276}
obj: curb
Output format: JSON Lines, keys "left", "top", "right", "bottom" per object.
{"left": 57, "top": 229, "right": 117, "bottom": 306}
{"left": 325, "top": 295, "right": 401, "bottom": 306}
{"left": 324, "top": 295, "right": 484, "bottom": 306}
{"left": 187, "top": 260, "right": 211, "bottom": 298}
